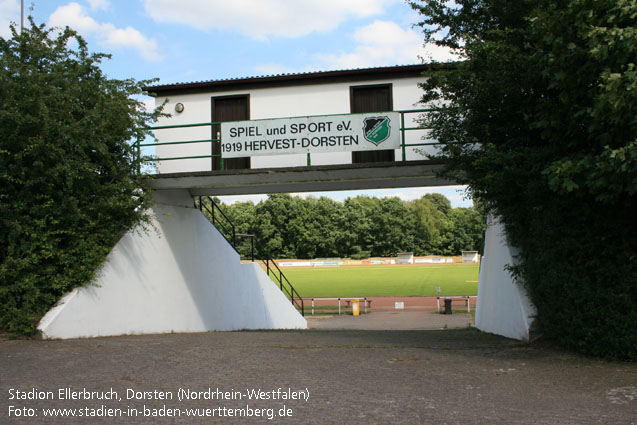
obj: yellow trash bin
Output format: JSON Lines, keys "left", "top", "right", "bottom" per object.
{"left": 352, "top": 299, "right": 360, "bottom": 316}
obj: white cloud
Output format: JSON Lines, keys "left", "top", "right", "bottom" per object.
{"left": 103, "top": 25, "right": 161, "bottom": 61}
{"left": 316, "top": 20, "right": 460, "bottom": 69}
{"left": 0, "top": 0, "right": 20, "bottom": 38}
{"left": 49, "top": 2, "right": 161, "bottom": 61}
{"left": 87, "top": 0, "right": 110, "bottom": 10}
{"left": 50, "top": 3, "right": 99, "bottom": 32}
{"left": 143, "top": 0, "right": 397, "bottom": 40}
{"left": 253, "top": 20, "right": 460, "bottom": 76}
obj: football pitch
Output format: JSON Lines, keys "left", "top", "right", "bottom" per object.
{"left": 281, "top": 264, "right": 479, "bottom": 298}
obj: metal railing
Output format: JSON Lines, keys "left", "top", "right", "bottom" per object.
{"left": 136, "top": 109, "right": 437, "bottom": 172}
{"left": 196, "top": 196, "right": 304, "bottom": 316}
{"left": 309, "top": 297, "right": 371, "bottom": 315}
{"left": 197, "top": 197, "right": 254, "bottom": 258}
{"left": 140, "top": 122, "right": 224, "bottom": 170}
{"left": 436, "top": 296, "right": 478, "bottom": 313}
{"left": 263, "top": 257, "right": 304, "bottom": 317}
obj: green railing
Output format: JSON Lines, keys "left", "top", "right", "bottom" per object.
{"left": 195, "top": 196, "right": 304, "bottom": 316}
{"left": 136, "top": 109, "right": 437, "bottom": 172}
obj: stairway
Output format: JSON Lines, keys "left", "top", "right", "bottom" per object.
{"left": 195, "top": 196, "right": 304, "bottom": 316}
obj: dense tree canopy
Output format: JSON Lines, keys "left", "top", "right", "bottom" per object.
{"left": 214, "top": 193, "right": 484, "bottom": 260}
{"left": 410, "top": 0, "right": 637, "bottom": 358}
{"left": 0, "top": 21, "right": 160, "bottom": 335}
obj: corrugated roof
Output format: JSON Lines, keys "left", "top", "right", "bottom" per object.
{"left": 144, "top": 63, "right": 448, "bottom": 94}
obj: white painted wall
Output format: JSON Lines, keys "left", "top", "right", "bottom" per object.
{"left": 38, "top": 189, "right": 306, "bottom": 339}
{"left": 475, "top": 216, "right": 536, "bottom": 340}
{"left": 154, "top": 76, "right": 437, "bottom": 173}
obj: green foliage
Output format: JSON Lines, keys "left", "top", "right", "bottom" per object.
{"left": 439, "top": 207, "right": 486, "bottom": 256}
{"left": 410, "top": 194, "right": 450, "bottom": 254}
{"left": 215, "top": 193, "right": 485, "bottom": 260}
{"left": 410, "top": 0, "right": 637, "bottom": 359}
{"left": 0, "top": 21, "right": 161, "bottom": 335}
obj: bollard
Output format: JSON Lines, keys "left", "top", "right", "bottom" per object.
{"left": 444, "top": 298, "right": 452, "bottom": 315}
{"left": 352, "top": 299, "right": 360, "bottom": 316}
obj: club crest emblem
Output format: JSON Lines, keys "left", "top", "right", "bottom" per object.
{"left": 363, "top": 116, "right": 391, "bottom": 145}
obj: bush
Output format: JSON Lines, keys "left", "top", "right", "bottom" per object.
{"left": 0, "top": 21, "right": 160, "bottom": 335}
{"left": 410, "top": 0, "right": 637, "bottom": 359}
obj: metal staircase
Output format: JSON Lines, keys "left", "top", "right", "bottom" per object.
{"left": 195, "top": 196, "right": 304, "bottom": 316}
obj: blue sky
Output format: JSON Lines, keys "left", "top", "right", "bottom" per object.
{"left": 1, "top": 0, "right": 471, "bottom": 207}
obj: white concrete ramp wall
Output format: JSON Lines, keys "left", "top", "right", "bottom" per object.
{"left": 475, "top": 216, "right": 536, "bottom": 341}
{"left": 38, "top": 189, "right": 306, "bottom": 339}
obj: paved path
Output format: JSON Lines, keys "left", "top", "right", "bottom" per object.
{"left": 307, "top": 310, "right": 474, "bottom": 330}
{"left": 2, "top": 329, "right": 635, "bottom": 424}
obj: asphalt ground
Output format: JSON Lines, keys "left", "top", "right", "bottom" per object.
{"left": 1, "top": 328, "right": 635, "bottom": 424}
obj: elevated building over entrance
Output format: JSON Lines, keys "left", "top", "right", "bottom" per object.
{"left": 38, "top": 65, "right": 536, "bottom": 341}
{"left": 143, "top": 64, "right": 456, "bottom": 195}
{"left": 148, "top": 64, "right": 438, "bottom": 172}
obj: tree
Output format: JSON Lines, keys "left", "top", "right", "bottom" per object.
{"left": 342, "top": 196, "right": 377, "bottom": 258}
{"left": 438, "top": 207, "right": 485, "bottom": 256}
{"left": 370, "top": 197, "right": 415, "bottom": 257}
{"left": 219, "top": 200, "right": 257, "bottom": 258}
{"left": 301, "top": 196, "right": 344, "bottom": 258}
{"left": 410, "top": 0, "right": 637, "bottom": 359}
{"left": 0, "top": 21, "right": 161, "bottom": 335}
{"left": 422, "top": 193, "right": 451, "bottom": 216}
{"left": 218, "top": 193, "right": 482, "bottom": 259}
{"left": 409, "top": 194, "right": 453, "bottom": 254}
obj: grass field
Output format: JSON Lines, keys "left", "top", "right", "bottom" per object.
{"left": 281, "top": 264, "right": 479, "bottom": 298}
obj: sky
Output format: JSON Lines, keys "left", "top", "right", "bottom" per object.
{"left": 1, "top": 0, "right": 471, "bottom": 207}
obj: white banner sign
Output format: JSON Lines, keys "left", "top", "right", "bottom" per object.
{"left": 221, "top": 112, "right": 401, "bottom": 158}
